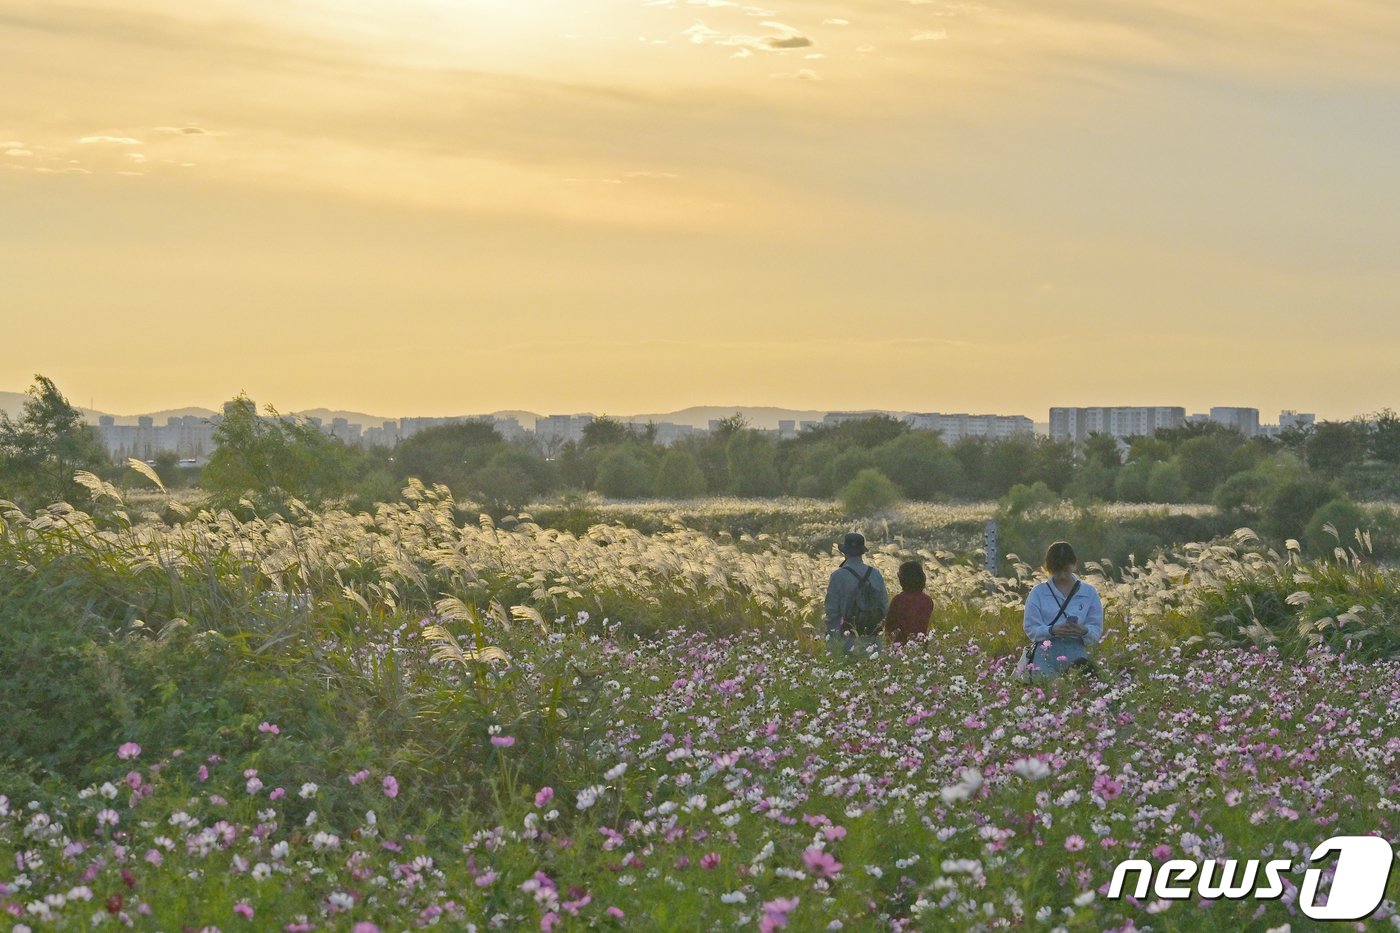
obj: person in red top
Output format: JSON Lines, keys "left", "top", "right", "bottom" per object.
{"left": 885, "top": 561, "right": 934, "bottom": 644}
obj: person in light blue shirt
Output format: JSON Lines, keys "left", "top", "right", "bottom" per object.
{"left": 823, "top": 532, "right": 889, "bottom": 657}
{"left": 1022, "top": 541, "right": 1104, "bottom": 679}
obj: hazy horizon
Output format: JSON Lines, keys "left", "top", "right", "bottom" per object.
{"left": 4, "top": 386, "right": 1388, "bottom": 428}
{"left": 4, "top": 0, "right": 1399, "bottom": 418}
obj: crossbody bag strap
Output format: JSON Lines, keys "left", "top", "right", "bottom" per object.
{"left": 1030, "top": 580, "right": 1081, "bottom": 662}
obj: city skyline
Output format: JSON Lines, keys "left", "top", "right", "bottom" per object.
{"left": 4, "top": 1, "right": 1400, "bottom": 416}
{"left": 60, "top": 391, "right": 1327, "bottom": 464}
{"left": 0, "top": 386, "right": 1376, "bottom": 429}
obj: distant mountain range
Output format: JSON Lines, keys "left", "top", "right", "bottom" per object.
{"left": 0, "top": 392, "right": 908, "bottom": 432}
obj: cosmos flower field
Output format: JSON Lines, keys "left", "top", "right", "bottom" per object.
{"left": 2, "top": 481, "right": 1399, "bottom": 931}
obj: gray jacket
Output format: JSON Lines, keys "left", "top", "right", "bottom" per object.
{"left": 823, "top": 559, "right": 890, "bottom": 629}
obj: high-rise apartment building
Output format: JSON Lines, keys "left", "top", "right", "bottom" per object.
{"left": 1049, "top": 407, "right": 1186, "bottom": 445}
{"left": 903, "top": 412, "right": 1034, "bottom": 444}
{"left": 1208, "top": 407, "right": 1261, "bottom": 437}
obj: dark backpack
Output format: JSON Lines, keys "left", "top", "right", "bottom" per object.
{"left": 843, "top": 566, "right": 885, "bottom": 638}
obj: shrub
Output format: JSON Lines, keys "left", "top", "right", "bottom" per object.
{"left": 653, "top": 449, "right": 706, "bottom": 498}
{"left": 595, "top": 447, "right": 653, "bottom": 499}
{"left": 1304, "top": 497, "right": 1367, "bottom": 557}
{"left": 840, "top": 468, "right": 901, "bottom": 515}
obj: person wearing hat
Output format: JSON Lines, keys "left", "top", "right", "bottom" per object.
{"left": 824, "top": 532, "right": 890, "bottom": 656}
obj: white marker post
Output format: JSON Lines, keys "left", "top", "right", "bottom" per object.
{"left": 984, "top": 519, "right": 999, "bottom": 589}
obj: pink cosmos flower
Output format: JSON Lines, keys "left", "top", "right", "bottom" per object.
{"left": 269, "top": 787, "right": 286, "bottom": 800}
{"left": 534, "top": 787, "right": 554, "bottom": 808}
{"left": 1065, "top": 835, "right": 1086, "bottom": 851}
{"left": 802, "top": 848, "right": 842, "bottom": 879}
{"left": 234, "top": 902, "right": 254, "bottom": 919}
{"left": 349, "top": 770, "right": 370, "bottom": 785}
{"left": 258, "top": 722, "right": 280, "bottom": 735}
{"left": 700, "top": 852, "right": 721, "bottom": 870}
{"left": 352, "top": 924, "right": 379, "bottom": 933}
{"left": 198, "top": 765, "right": 209, "bottom": 782}
{"left": 540, "top": 912, "right": 560, "bottom": 932}
{"left": 606, "top": 907, "right": 625, "bottom": 919}
{"left": 760, "top": 897, "right": 799, "bottom": 933}
{"left": 491, "top": 735, "right": 515, "bottom": 748}
{"left": 823, "top": 825, "right": 847, "bottom": 841}
{"left": 382, "top": 775, "right": 399, "bottom": 799}
{"left": 117, "top": 743, "right": 141, "bottom": 760}
{"left": 1092, "top": 774, "right": 1123, "bottom": 801}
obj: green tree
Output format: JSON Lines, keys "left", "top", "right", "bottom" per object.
{"left": 1213, "top": 469, "right": 1275, "bottom": 518}
{"left": 984, "top": 436, "right": 1038, "bottom": 497}
{"left": 1175, "top": 434, "right": 1240, "bottom": 500}
{"left": 1001, "top": 481, "right": 1057, "bottom": 516}
{"left": 871, "top": 432, "right": 964, "bottom": 501}
{"left": 1083, "top": 433, "right": 1124, "bottom": 470}
{"left": 653, "top": 449, "right": 706, "bottom": 498}
{"left": 829, "top": 447, "right": 875, "bottom": 491}
{"left": 726, "top": 430, "right": 781, "bottom": 497}
{"left": 841, "top": 467, "right": 900, "bottom": 515}
{"left": 1145, "top": 461, "right": 1187, "bottom": 503}
{"left": 1113, "top": 458, "right": 1153, "bottom": 502}
{"left": 1305, "top": 420, "right": 1369, "bottom": 474}
{"left": 474, "top": 445, "right": 555, "bottom": 513}
{"left": 0, "top": 375, "right": 110, "bottom": 508}
{"left": 1304, "top": 497, "right": 1366, "bottom": 557}
{"left": 1264, "top": 475, "right": 1339, "bottom": 541}
{"left": 581, "top": 417, "right": 633, "bottom": 450}
{"left": 950, "top": 438, "right": 991, "bottom": 498}
{"left": 1065, "top": 460, "right": 1116, "bottom": 503}
{"left": 393, "top": 421, "right": 504, "bottom": 491}
{"left": 595, "top": 446, "right": 652, "bottom": 499}
{"left": 202, "top": 396, "right": 360, "bottom": 512}
{"left": 1370, "top": 409, "right": 1400, "bottom": 465}
{"left": 782, "top": 440, "right": 838, "bottom": 498}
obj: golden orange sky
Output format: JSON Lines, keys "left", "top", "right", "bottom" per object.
{"left": 2, "top": 0, "right": 1399, "bottom": 419}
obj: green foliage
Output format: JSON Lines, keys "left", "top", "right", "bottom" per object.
{"left": 829, "top": 446, "right": 875, "bottom": 490}
{"left": 782, "top": 440, "right": 838, "bottom": 497}
{"left": 1306, "top": 419, "right": 1369, "bottom": 474}
{"left": 1112, "top": 458, "right": 1153, "bottom": 502}
{"left": 391, "top": 420, "right": 504, "bottom": 490}
{"left": 201, "top": 396, "right": 362, "bottom": 514}
{"left": 1144, "top": 460, "right": 1187, "bottom": 503}
{"left": 653, "top": 449, "right": 706, "bottom": 498}
{"left": 475, "top": 446, "right": 556, "bottom": 513}
{"left": 1001, "top": 481, "right": 1057, "bottom": 516}
{"left": 1371, "top": 409, "right": 1400, "bottom": 464}
{"left": 1264, "top": 475, "right": 1340, "bottom": 541}
{"left": 840, "top": 467, "right": 900, "bottom": 515}
{"left": 595, "top": 446, "right": 653, "bottom": 499}
{"left": 1304, "top": 497, "right": 1366, "bottom": 557}
{"left": 1174, "top": 433, "right": 1240, "bottom": 500}
{"left": 580, "top": 416, "right": 633, "bottom": 450}
{"left": 726, "top": 429, "right": 780, "bottom": 497}
{"left": 870, "top": 432, "right": 963, "bottom": 500}
{"left": 0, "top": 374, "right": 109, "bottom": 509}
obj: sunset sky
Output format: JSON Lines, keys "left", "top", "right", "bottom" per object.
{"left": 3, "top": 0, "right": 1399, "bottom": 419}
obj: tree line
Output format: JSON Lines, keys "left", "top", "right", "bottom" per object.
{"left": 4, "top": 377, "right": 1400, "bottom": 548}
